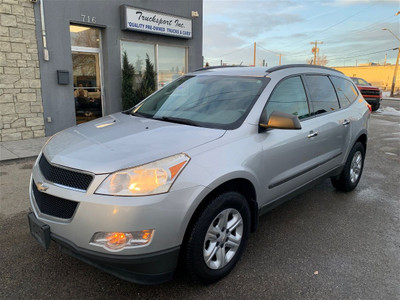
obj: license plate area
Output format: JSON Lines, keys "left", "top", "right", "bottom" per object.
{"left": 28, "top": 212, "right": 51, "bottom": 249}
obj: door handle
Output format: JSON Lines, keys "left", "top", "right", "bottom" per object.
{"left": 343, "top": 120, "right": 350, "bottom": 126}
{"left": 307, "top": 131, "right": 318, "bottom": 138}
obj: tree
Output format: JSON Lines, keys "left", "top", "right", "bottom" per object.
{"left": 307, "top": 55, "right": 328, "bottom": 66}
{"left": 135, "top": 55, "right": 144, "bottom": 76}
{"left": 137, "top": 54, "right": 157, "bottom": 101}
{"left": 121, "top": 51, "right": 136, "bottom": 110}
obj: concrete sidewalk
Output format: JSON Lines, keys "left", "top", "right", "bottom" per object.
{"left": 0, "top": 136, "right": 48, "bottom": 162}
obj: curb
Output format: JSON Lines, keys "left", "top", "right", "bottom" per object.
{"left": 0, "top": 156, "right": 39, "bottom": 164}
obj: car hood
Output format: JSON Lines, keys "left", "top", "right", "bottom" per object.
{"left": 43, "top": 113, "right": 225, "bottom": 174}
{"left": 356, "top": 85, "right": 380, "bottom": 90}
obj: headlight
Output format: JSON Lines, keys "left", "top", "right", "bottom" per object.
{"left": 95, "top": 153, "right": 190, "bottom": 196}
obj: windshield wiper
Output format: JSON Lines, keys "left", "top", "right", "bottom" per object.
{"left": 154, "top": 116, "right": 201, "bottom": 127}
{"left": 128, "top": 111, "right": 152, "bottom": 118}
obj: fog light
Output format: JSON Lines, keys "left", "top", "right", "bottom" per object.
{"left": 90, "top": 230, "right": 154, "bottom": 251}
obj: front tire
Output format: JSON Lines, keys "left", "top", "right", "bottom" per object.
{"left": 184, "top": 191, "right": 251, "bottom": 284}
{"left": 331, "top": 142, "right": 365, "bottom": 192}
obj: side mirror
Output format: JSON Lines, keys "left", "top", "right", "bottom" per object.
{"left": 259, "top": 111, "right": 302, "bottom": 130}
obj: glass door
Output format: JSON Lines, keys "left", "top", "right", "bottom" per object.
{"left": 72, "top": 52, "right": 102, "bottom": 124}
{"left": 70, "top": 25, "right": 103, "bottom": 124}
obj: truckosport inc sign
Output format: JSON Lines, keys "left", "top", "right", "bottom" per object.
{"left": 121, "top": 5, "right": 192, "bottom": 39}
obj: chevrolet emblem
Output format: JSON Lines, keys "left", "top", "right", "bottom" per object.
{"left": 36, "top": 182, "right": 49, "bottom": 192}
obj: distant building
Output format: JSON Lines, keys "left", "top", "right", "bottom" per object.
{"left": 334, "top": 64, "right": 399, "bottom": 91}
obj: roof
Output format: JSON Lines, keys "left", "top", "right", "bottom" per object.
{"left": 191, "top": 64, "right": 343, "bottom": 77}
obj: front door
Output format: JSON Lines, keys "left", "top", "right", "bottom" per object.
{"left": 70, "top": 25, "right": 103, "bottom": 124}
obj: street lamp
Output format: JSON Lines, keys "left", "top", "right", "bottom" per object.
{"left": 382, "top": 28, "right": 400, "bottom": 42}
{"left": 382, "top": 28, "right": 400, "bottom": 97}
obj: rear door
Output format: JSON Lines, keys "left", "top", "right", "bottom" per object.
{"left": 303, "top": 75, "right": 352, "bottom": 172}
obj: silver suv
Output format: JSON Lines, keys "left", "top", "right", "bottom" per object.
{"left": 28, "top": 65, "right": 370, "bottom": 284}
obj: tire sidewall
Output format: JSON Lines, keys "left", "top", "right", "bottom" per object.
{"left": 343, "top": 142, "right": 365, "bottom": 190}
{"left": 186, "top": 192, "right": 251, "bottom": 283}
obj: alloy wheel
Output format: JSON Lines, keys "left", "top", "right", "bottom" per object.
{"left": 203, "top": 208, "right": 243, "bottom": 270}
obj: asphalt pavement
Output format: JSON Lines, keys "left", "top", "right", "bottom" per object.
{"left": 0, "top": 100, "right": 399, "bottom": 299}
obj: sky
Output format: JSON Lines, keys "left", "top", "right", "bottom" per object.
{"left": 203, "top": 0, "right": 400, "bottom": 67}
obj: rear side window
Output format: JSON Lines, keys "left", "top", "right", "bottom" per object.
{"left": 330, "top": 76, "right": 358, "bottom": 109}
{"left": 305, "top": 75, "right": 339, "bottom": 115}
{"left": 265, "top": 76, "right": 310, "bottom": 120}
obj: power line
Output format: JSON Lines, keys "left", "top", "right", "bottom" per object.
{"left": 258, "top": 45, "right": 280, "bottom": 55}
{"left": 327, "top": 42, "right": 398, "bottom": 60}
{"left": 331, "top": 47, "right": 398, "bottom": 61}
{"left": 287, "top": 4, "right": 375, "bottom": 54}
{"left": 345, "top": 14, "right": 398, "bottom": 37}
{"left": 217, "top": 44, "right": 253, "bottom": 58}
{"left": 317, "top": 4, "right": 376, "bottom": 35}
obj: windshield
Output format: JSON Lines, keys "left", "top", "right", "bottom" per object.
{"left": 132, "top": 75, "right": 269, "bottom": 129}
{"left": 351, "top": 77, "right": 369, "bottom": 86}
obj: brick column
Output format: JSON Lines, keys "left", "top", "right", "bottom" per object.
{"left": 0, "top": 0, "right": 45, "bottom": 141}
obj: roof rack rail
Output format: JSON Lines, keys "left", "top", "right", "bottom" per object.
{"left": 266, "top": 64, "right": 343, "bottom": 74}
{"left": 193, "top": 65, "right": 246, "bottom": 72}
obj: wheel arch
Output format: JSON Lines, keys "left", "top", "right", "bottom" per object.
{"left": 182, "top": 178, "right": 259, "bottom": 251}
{"left": 355, "top": 132, "right": 367, "bottom": 152}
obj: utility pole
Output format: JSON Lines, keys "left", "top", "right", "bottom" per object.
{"left": 253, "top": 42, "right": 256, "bottom": 67}
{"left": 310, "top": 41, "right": 323, "bottom": 65}
{"left": 276, "top": 53, "right": 283, "bottom": 65}
{"left": 384, "top": 53, "right": 387, "bottom": 65}
{"left": 391, "top": 47, "right": 400, "bottom": 97}
{"left": 382, "top": 28, "right": 400, "bottom": 96}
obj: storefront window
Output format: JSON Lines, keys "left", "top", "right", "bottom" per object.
{"left": 120, "top": 41, "right": 186, "bottom": 89}
{"left": 121, "top": 41, "right": 155, "bottom": 89}
{"left": 158, "top": 45, "right": 186, "bottom": 89}
{"left": 70, "top": 25, "right": 100, "bottom": 48}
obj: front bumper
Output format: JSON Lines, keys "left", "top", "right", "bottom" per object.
{"left": 28, "top": 211, "right": 179, "bottom": 284}
{"left": 29, "top": 155, "right": 209, "bottom": 283}
{"left": 363, "top": 96, "right": 381, "bottom": 105}
{"left": 30, "top": 163, "right": 205, "bottom": 255}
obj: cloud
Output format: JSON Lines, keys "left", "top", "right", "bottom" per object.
{"left": 203, "top": 22, "right": 249, "bottom": 63}
{"left": 330, "top": 0, "right": 399, "bottom": 6}
{"left": 203, "top": 0, "right": 399, "bottom": 66}
{"left": 235, "top": 13, "right": 304, "bottom": 38}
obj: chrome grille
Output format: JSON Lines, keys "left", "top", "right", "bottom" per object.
{"left": 38, "top": 155, "right": 93, "bottom": 191}
{"left": 360, "top": 90, "right": 380, "bottom": 96}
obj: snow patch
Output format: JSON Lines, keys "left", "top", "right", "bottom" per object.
{"left": 385, "top": 152, "right": 397, "bottom": 156}
{"left": 376, "top": 106, "right": 400, "bottom": 117}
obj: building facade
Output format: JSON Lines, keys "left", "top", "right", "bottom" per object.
{"left": 334, "top": 64, "right": 400, "bottom": 91}
{"left": 1, "top": 0, "right": 203, "bottom": 141}
{"left": 0, "top": 0, "right": 45, "bottom": 142}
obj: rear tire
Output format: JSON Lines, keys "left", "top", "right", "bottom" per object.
{"left": 184, "top": 191, "right": 250, "bottom": 284}
{"left": 331, "top": 142, "right": 365, "bottom": 192}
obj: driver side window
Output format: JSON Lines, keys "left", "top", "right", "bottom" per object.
{"left": 265, "top": 76, "right": 310, "bottom": 120}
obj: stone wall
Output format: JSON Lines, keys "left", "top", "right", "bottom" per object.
{"left": 0, "top": 0, "right": 44, "bottom": 141}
